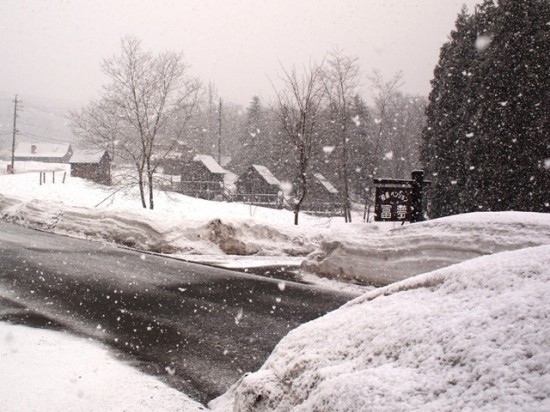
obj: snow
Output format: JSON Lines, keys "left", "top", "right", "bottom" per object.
{"left": 1, "top": 161, "right": 550, "bottom": 410}
{"left": 211, "top": 245, "right": 550, "bottom": 411}
{"left": 303, "top": 211, "right": 550, "bottom": 286}
{"left": 0, "top": 323, "right": 206, "bottom": 411}
{"left": 69, "top": 149, "right": 108, "bottom": 164}
{"left": 252, "top": 164, "right": 281, "bottom": 187}
{"left": 193, "top": 154, "right": 226, "bottom": 175}
{"left": 1, "top": 161, "right": 549, "bottom": 284}
{"left": 313, "top": 173, "right": 338, "bottom": 194}
{"left": 14, "top": 142, "right": 71, "bottom": 159}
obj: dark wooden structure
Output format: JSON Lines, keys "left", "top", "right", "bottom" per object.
{"left": 180, "top": 154, "right": 227, "bottom": 200}
{"left": 14, "top": 142, "right": 73, "bottom": 163}
{"left": 302, "top": 173, "right": 342, "bottom": 216}
{"left": 69, "top": 149, "right": 112, "bottom": 185}
{"left": 373, "top": 170, "right": 430, "bottom": 223}
{"left": 235, "top": 164, "right": 284, "bottom": 208}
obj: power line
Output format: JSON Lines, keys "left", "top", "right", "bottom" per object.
{"left": 18, "top": 131, "right": 73, "bottom": 144}
{"left": 24, "top": 102, "right": 71, "bottom": 120}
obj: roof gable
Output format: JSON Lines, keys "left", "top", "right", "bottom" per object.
{"left": 193, "top": 154, "right": 226, "bottom": 174}
{"left": 252, "top": 164, "right": 281, "bottom": 186}
{"left": 14, "top": 142, "right": 72, "bottom": 158}
{"left": 314, "top": 173, "right": 338, "bottom": 194}
{"left": 70, "top": 149, "right": 109, "bottom": 164}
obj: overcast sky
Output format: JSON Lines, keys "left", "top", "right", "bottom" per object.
{"left": 0, "top": 0, "right": 481, "bottom": 107}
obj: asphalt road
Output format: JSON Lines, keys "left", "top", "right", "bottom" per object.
{"left": 0, "top": 221, "right": 357, "bottom": 404}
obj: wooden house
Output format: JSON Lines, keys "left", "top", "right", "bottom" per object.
{"left": 156, "top": 143, "right": 196, "bottom": 175}
{"left": 301, "top": 173, "right": 342, "bottom": 216}
{"left": 69, "top": 149, "right": 112, "bottom": 185}
{"left": 180, "top": 154, "right": 227, "bottom": 200}
{"left": 235, "top": 164, "right": 284, "bottom": 208}
{"left": 14, "top": 142, "right": 73, "bottom": 163}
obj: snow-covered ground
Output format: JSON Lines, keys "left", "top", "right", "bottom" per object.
{"left": 0, "top": 323, "right": 206, "bottom": 412}
{"left": 1, "top": 162, "right": 550, "bottom": 410}
{"left": 1, "top": 161, "right": 549, "bottom": 287}
{"left": 211, "top": 246, "right": 550, "bottom": 411}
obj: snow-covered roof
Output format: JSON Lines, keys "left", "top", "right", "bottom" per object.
{"left": 69, "top": 149, "right": 108, "bottom": 164}
{"left": 314, "top": 173, "right": 338, "bottom": 194}
{"left": 193, "top": 154, "right": 226, "bottom": 174}
{"left": 14, "top": 142, "right": 71, "bottom": 158}
{"left": 252, "top": 164, "right": 281, "bottom": 187}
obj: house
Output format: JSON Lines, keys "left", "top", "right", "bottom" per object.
{"left": 235, "top": 164, "right": 284, "bottom": 208}
{"left": 155, "top": 143, "right": 196, "bottom": 175}
{"left": 180, "top": 154, "right": 227, "bottom": 200}
{"left": 14, "top": 142, "right": 73, "bottom": 163}
{"left": 69, "top": 149, "right": 112, "bottom": 185}
{"left": 301, "top": 173, "right": 342, "bottom": 216}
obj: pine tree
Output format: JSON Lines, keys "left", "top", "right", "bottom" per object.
{"left": 421, "top": 7, "right": 480, "bottom": 217}
{"left": 466, "top": 0, "right": 550, "bottom": 212}
{"left": 421, "top": 0, "right": 549, "bottom": 217}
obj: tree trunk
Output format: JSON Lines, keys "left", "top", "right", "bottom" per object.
{"left": 148, "top": 171, "right": 154, "bottom": 210}
{"left": 340, "top": 122, "right": 352, "bottom": 223}
{"left": 138, "top": 172, "right": 147, "bottom": 209}
{"left": 294, "top": 166, "right": 308, "bottom": 226}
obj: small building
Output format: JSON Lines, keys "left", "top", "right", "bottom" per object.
{"left": 180, "top": 154, "right": 227, "bottom": 200}
{"left": 235, "top": 164, "right": 284, "bottom": 208}
{"left": 302, "top": 173, "right": 342, "bottom": 216}
{"left": 14, "top": 142, "right": 73, "bottom": 163}
{"left": 156, "top": 143, "right": 196, "bottom": 175}
{"left": 69, "top": 149, "right": 112, "bottom": 185}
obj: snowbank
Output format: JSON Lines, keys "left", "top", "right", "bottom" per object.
{"left": 302, "top": 212, "right": 550, "bottom": 285}
{"left": 211, "top": 245, "right": 550, "bottom": 411}
{"left": 0, "top": 323, "right": 205, "bottom": 412}
{"left": 0, "top": 168, "right": 330, "bottom": 257}
{"left": 2, "top": 166, "right": 550, "bottom": 288}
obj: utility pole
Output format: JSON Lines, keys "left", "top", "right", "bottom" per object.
{"left": 217, "top": 98, "right": 222, "bottom": 165}
{"left": 10, "top": 95, "right": 20, "bottom": 174}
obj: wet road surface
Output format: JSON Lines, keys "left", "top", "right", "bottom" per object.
{"left": 0, "top": 221, "right": 357, "bottom": 404}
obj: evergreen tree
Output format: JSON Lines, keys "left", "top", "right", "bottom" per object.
{"left": 421, "top": 0, "right": 549, "bottom": 217}
{"left": 421, "top": 7, "right": 480, "bottom": 217}
{"left": 466, "top": 0, "right": 550, "bottom": 212}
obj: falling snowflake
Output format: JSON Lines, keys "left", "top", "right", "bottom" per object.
{"left": 235, "top": 308, "right": 244, "bottom": 325}
{"left": 475, "top": 34, "right": 492, "bottom": 51}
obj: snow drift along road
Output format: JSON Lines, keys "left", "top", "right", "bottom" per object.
{"left": 211, "top": 245, "right": 550, "bottom": 411}
{"left": 302, "top": 211, "right": 550, "bottom": 286}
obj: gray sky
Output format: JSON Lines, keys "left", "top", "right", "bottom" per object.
{"left": 0, "top": 0, "right": 480, "bottom": 107}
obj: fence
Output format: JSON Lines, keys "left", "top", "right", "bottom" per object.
{"left": 39, "top": 171, "right": 67, "bottom": 185}
{"left": 233, "top": 193, "right": 284, "bottom": 209}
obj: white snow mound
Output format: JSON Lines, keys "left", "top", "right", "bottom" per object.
{"left": 212, "top": 245, "right": 550, "bottom": 411}
{"left": 302, "top": 211, "right": 550, "bottom": 285}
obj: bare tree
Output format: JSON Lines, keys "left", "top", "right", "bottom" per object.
{"left": 71, "top": 100, "right": 122, "bottom": 163}
{"left": 362, "top": 70, "right": 403, "bottom": 220}
{"left": 73, "top": 36, "right": 200, "bottom": 209}
{"left": 272, "top": 62, "right": 326, "bottom": 225}
{"left": 322, "top": 49, "right": 360, "bottom": 222}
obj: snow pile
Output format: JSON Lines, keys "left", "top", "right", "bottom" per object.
{"left": 302, "top": 212, "right": 550, "bottom": 285}
{"left": 2, "top": 164, "right": 550, "bottom": 287}
{"left": 0, "top": 323, "right": 205, "bottom": 412}
{"left": 211, "top": 245, "right": 550, "bottom": 411}
{"left": 0, "top": 168, "right": 327, "bottom": 257}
